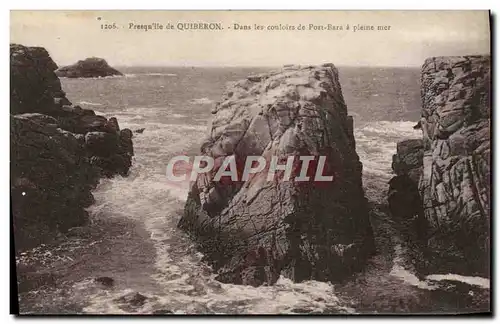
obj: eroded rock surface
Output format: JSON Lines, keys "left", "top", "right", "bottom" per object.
{"left": 392, "top": 139, "right": 424, "bottom": 183}
{"left": 389, "top": 56, "right": 490, "bottom": 276}
{"left": 10, "top": 44, "right": 134, "bottom": 250}
{"left": 179, "top": 64, "right": 374, "bottom": 286}
{"left": 418, "top": 56, "right": 490, "bottom": 276}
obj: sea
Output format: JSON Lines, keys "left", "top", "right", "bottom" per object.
{"left": 15, "top": 66, "right": 490, "bottom": 314}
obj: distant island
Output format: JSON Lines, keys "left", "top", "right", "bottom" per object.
{"left": 55, "top": 57, "right": 123, "bottom": 78}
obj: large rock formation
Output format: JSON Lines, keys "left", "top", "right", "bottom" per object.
{"left": 419, "top": 56, "right": 490, "bottom": 276}
{"left": 179, "top": 64, "right": 374, "bottom": 286}
{"left": 10, "top": 44, "right": 133, "bottom": 250}
{"left": 389, "top": 56, "right": 491, "bottom": 277}
{"left": 55, "top": 57, "right": 123, "bottom": 78}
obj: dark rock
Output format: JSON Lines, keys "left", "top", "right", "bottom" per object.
{"left": 66, "top": 226, "right": 93, "bottom": 239}
{"left": 134, "top": 128, "right": 145, "bottom": 134}
{"left": 391, "top": 138, "right": 424, "bottom": 183}
{"left": 152, "top": 309, "right": 174, "bottom": 314}
{"left": 11, "top": 115, "right": 98, "bottom": 250}
{"left": 419, "top": 56, "right": 490, "bottom": 276}
{"left": 388, "top": 174, "right": 429, "bottom": 249}
{"left": 106, "top": 117, "right": 120, "bottom": 132}
{"left": 10, "top": 44, "right": 67, "bottom": 115}
{"left": 119, "top": 129, "right": 134, "bottom": 155}
{"left": 179, "top": 64, "right": 374, "bottom": 286}
{"left": 10, "top": 44, "right": 135, "bottom": 251}
{"left": 75, "top": 115, "right": 108, "bottom": 134}
{"left": 388, "top": 55, "right": 491, "bottom": 278}
{"left": 95, "top": 276, "right": 114, "bottom": 287}
{"left": 16, "top": 269, "right": 59, "bottom": 293}
{"left": 413, "top": 120, "right": 422, "bottom": 129}
{"left": 85, "top": 132, "right": 119, "bottom": 157}
{"left": 81, "top": 109, "right": 96, "bottom": 116}
{"left": 15, "top": 113, "right": 58, "bottom": 126}
{"left": 55, "top": 57, "right": 123, "bottom": 78}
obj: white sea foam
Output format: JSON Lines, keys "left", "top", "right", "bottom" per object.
{"left": 143, "top": 73, "right": 177, "bottom": 77}
{"left": 389, "top": 243, "right": 438, "bottom": 290}
{"left": 426, "top": 274, "right": 490, "bottom": 289}
{"left": 190, "top": 97, "right": 214, "bottom": 105}
{"left": 78, "top": 101, "right": 103, "bottom": 106}
{"left": 61, "top": 74, "right": 125, "bottom": 80}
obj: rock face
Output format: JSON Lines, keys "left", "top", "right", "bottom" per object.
{"left": 392, "top": 139, "right": 424, "bottom": 183}
{"left": 419, "top": 56, "right": 490, "bottom": 276}
{"left": 10, "top": 44, "right": 134, "bottom": 250}
{"left": 389, "top": 56, "right": 491, "bottom": 276}
{"left": 55, "top": 57, "right": 123, "bottom": 78}
{"left": 10, "top": 44, "right": 71, "bottom": 115}
{"left": 179, "top": 64, "right": 374, "bottom": 286}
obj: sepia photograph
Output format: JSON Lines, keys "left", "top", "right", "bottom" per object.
{"left": 9, "top": 10, "right": 491, "bottom": 315}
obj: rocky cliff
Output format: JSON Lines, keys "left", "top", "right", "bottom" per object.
{"left": 55, "top": 57, "right": 123, "bottom": 78}
{"left": 389, "top": 56, "right": 491, "bottom": 277}
{"left": 179, "top": 64, "right": 374, "bottom": 286}
{"left": 10, "top": 44, "right": 133, "bottom": 250}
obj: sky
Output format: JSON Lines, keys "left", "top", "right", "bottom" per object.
{"left": 10, "top": 10, "right": 491, "bottom": 67}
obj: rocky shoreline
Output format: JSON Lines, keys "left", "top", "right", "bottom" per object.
{"left": 180, "top": 58, "right": 491, "bottom": 286}
{"left": 11, "top": 43, "right": 490, "bottom": 295}
{"left": 10, "top": 44, "right": 134, "bottom": 251}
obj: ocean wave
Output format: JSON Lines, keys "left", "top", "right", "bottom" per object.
{"left": 78, "top": 101, "right": 103, "bottom": 107}
{"left": 425, "top": 274, "right": 490, "bottom": 289}
{"left": 60, "top": 75, "right": 125, "bottom": 80}
{"left": 356, "top": 121, "right": 421, "bottom": 138}
{"left": 190, "top": 98, "right": 214, "bottom": 105}
{"left": 145, "top": 73, "right": 178, "bottom": 77}
{"left": 390, "top": 243, "right": 438, "bottom": 290}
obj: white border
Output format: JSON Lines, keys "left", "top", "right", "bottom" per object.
{"left": 3, "top": 1, "right": 498, "bottom": 323}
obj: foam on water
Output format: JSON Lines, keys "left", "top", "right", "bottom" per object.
{"left": 78, "top": 101, "right": 103, "bottom": 106}
{"left": 354, "top": 120, "right": 421, "bottom": 203}
{"left": 425, "top": 274, "right": 490, "bottom": 289}
{"left": 76, "top": 118, "right": 444, "bottom": 314}
{"left": 190, "top": 97, "right": 214, "bottom": 105}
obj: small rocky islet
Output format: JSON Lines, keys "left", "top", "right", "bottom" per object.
{"left": 55, "top": 57, "right": 123, "bottom": 78}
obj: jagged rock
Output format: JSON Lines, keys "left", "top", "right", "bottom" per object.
{"left": 10, "top": 44, "right": 68, "bottom": 115}
{"left": 389, "top": 56, "right": 490, "bottom": 277}
{"left": 134, "top": 128, "right": 145, "bottom": 134}
{"left": 10, "top": 44, "right": 134, "bottom": 250}
{"left": 118, "top": 129, "right": 134, "bottom": 173}
{"left": 55, "top": 57, "right": 123, "bottom": 78}
{"left": 391, "top": 139, "right": 424, "bottom": 183}
{"left": 388, "top": 174, "right": 429, "bottom": 251}
{"left": 66, "top": 226, "right": 93, "bottom": 238}
{"left": 114, "top": 292, "right": 148, "bottom": 308}
{"left": 418, "top": 56, "right": 491, "bottom": 276}
{"left": 95, "top": 276, "right": 114, "bottom": 287}
{"left": 11, "top": 115, "right": 99, "bottom": 250}
{"left": 16, "top": 267, "right": 59, "bottom": 293}
{"left": 179, "top": 64, "right": 374, "bottom": 286}
{"left": 15, "top": 113, "right": 58, "bottom": 126}
{"left": 106, "top": 117, "right": 120, "bottom": 133}
{"left": 85, "top": 132, "right": 119, "bottom": 157}
{"left": 152, "top": 309, "right": 174, "bottom": 314}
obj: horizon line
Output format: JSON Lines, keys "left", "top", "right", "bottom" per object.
{"left": 106, "top": 64, "right": 423, "bottom": 69}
